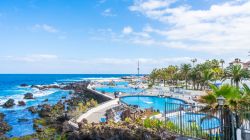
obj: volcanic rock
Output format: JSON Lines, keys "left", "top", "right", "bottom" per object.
{"left": 20, "top": 84, "right": 28, "bottom": 87}
{"left": 0, "top": 121, "right": 12, "bottom": 135}
{"left": 28, "top": 106, "right": 37, "bottom": 114}
{"left": 18, "top": 101, "right": 26, "bottom": 106}
{"left": 0, "top": 113, "right": 5, "bottom": 121}
{"left": 3, "top": 99, "right": 15, "bottom": 108}
{"left": 24, "top": 93, "right": 34, "bottom": 99}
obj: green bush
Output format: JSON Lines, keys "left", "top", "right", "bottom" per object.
{"left": 143, "top": 118, "right": 163, "bottom": 129}
{"left": 34, "top": 118, "right": 47, "bottom": 126}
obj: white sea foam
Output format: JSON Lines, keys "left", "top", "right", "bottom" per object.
{"left": 53, "top": 82, "right": 59, "bottom": 85}
{"left": 0, "top": 94, "right": 24, "bottom": 105}
{"left": 0, "top": 88, "right": 59, "bottom": 106}
{"left": 82, "top": 77, "right": 120, "bottom": 80}
{"left": 57, "top": 79, "right": 82, "bottom": 82}
{"left": 33, "top": 89, "right": 58, "bottom": 98}
{"left": 0, "top": 88, "right": 30, "bottom": 104}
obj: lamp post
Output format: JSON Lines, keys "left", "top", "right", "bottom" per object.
{"left": 217, "top": 95, "right": 225, "bottom": 140}
{"left": 217, "top": 95, "right": 225, "bottom": 106}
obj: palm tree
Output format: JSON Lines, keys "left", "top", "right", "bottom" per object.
{"left": 220, "top": 59, "right": 225, "bottom": 69}
{"left": 158, "top": 68, "right": 169, "bottom": 86}
{"left": 239, "top": 83, "right": 250, "bottom": 127}
{"left": 199, "top": 84, "right": 241, "bottom": 130}
{"left": 227, "top": 65, "right": 248, "bottom": 87}
{"left": 189, "top": 68, "right": 199, "bottom": 90}
{"left": 149, "top": 69, "right": 158, "bottom": 86}
{"left": 163, "top": 68, "right": 171, "bottom": 87}
{"left": 199, "top": 84, "right": 250, "bottom": 128}
{"left": 199, "top": 69, "right": 214, "bottom": 90}
{"left": 191, "top": 58, "right": 197, "bottom": 67}
{"left": 166, "top": 65, "right": 178, "bottom": 85}
{"left": 212, "top": 67, "right": 224, "bottom": 81}
{"left": 180, "top": 64, "right": 191, "bottom": 89}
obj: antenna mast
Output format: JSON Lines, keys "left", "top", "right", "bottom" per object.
{"left": 137, "top": 60, "right": 140, "bottom": 78}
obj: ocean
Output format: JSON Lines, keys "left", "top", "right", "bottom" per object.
{"left": 0, "top": 74, "right": 131, "bottom": 137}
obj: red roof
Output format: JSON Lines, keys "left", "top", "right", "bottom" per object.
{"left": 244, "top": 61, "right": 250, "bottom": 65}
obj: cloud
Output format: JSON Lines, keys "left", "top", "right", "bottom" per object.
{"left": 102, "top": 8, "right": 117, "bottom": 17}
{"left": 0, "top": 54, "right": 193, "bottom": 65}
{"left": 3, "top": 54, "right": 241, "bottom": 73}
{"left": 129, "top": 0, "right": 176, "bottom": 11}
{"left": 89, "top": 28, "right": 122, "bottom": 42}
{"left": 122, "top": 26, "right": 133, "bottom": 34}
{"left": 1, "top": 54, "right": 58, "bottom": 62}
{"left": 32, "top": 24, "right": 58, "bottom": 33}
{"left": 60, "top": 57, "right": 196, "bottom": 72}
{"left": 128, "top": 0, "right": 250, "bottom": 54}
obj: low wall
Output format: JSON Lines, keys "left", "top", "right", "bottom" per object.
{"left": 86, "top": 86, "right": 114, "bottom": 100}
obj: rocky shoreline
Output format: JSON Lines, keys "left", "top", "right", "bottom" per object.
{"left": 0, "top": 81, "right": 108, "bottom": 139}
{"left": 0, "top": 80, "right": 177, "bottom": 140}
{"left": 0, "top": 113, "right": 12, "bottom": 136}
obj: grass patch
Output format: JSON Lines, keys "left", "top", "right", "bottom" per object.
{"left": 34, "top": 118, "right": 47, "bottom": 126}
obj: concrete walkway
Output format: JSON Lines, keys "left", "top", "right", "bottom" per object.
{"left": 68, "top": 86, "right": 117, "bottom": 128}
{"left": 76, "top": 98, "right": 119, "bottom": 123}
{"left": 85, "top": 103, "right": 119, "bottom": 123}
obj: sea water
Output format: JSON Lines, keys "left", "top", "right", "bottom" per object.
{"left": 0, "top": 74, "right": 130, "bottom": 137}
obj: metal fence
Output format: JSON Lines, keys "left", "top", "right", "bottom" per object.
{"left": 236, "top": 106, "right": 250, "bottom": 140}
{"left": 163, "top": 102, "right": 236, "bottom": 140}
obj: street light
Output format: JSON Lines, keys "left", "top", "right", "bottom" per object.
{"left": 217, "top": 95, "right": 225, "bottom": 106}
{"left": 217, "top": 95, "right": 225, "bottom": 140}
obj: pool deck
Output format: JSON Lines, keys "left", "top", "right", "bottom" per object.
{"left": 119, "top": 90, "right": 205, "bottom": 105}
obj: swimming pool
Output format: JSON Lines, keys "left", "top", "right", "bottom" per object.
{"left": 120, "top": 96, "right": 220, "bottom": 130}
{"left": 102, "top": 81, "right": 129, "bottom": 86}
{"left": 120, "top": 96, "right": 185, "bottom": 112}
{"left": 96, "top": 87, "right": 144, "bottom": 94}
{"left": 169, "top": 113, "right": 220, "bottom": 130}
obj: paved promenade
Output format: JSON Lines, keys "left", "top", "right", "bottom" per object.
{"left": 76, "top": 98, "right": 119, "bottom": 123}
{"left": 68, "top": 86, "right": 119, "bottom": 128}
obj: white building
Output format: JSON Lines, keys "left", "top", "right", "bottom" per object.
{"left": 229, "top": 58, "right": 250, "bottom": 70}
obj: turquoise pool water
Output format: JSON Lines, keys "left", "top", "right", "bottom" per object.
{"left": 120, "top": 96, "right": 185, "bottom": 112}
{"left": 169, "top": 113, "right": 220, "bottom": 130}
{"left": 120, "top": 96, "right": 220, "bottom": 130}
{"left": 96, "top": 87, "right": 143, "bottom": 94}
{"left": 102, "top": 81, "right": 129, "bottom": 86}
